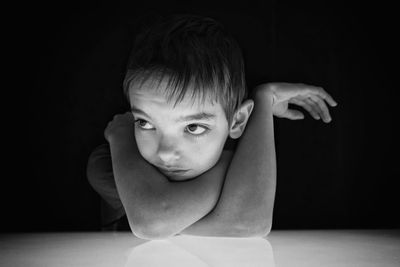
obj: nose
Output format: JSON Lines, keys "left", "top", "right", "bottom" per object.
{"left": 156, "top": 135, "right": 181, "bottom": 165}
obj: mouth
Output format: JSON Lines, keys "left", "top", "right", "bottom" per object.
{"left": 157, "top": 166, "right": 189, "bottom": 174}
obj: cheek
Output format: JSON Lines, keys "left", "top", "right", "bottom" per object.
{"left": 188, "top": 133, "right": 226, "bottom": 165}
{"left": 135, "top": 132, "right": 157, "bottom": 160}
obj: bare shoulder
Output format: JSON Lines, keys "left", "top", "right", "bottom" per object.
{"left": 87, "top": 143, "right": 113, "bottom": 183}
{"left": 88, "top": 143, "right": 111, "bottom": 162}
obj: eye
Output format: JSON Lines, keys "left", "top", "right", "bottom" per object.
{"left": 185, "top": 124, "right": 208, "bottom": 135}
{"left": 135, "top": 119, "right": 155, "bottom": 130}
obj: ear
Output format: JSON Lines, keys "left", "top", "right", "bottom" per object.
{"left": 229, "top": 99, "right": 254, "bottom": 139}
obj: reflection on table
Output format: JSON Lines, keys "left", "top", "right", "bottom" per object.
{"left": 0, "top": 230, "right": 399, "bottom": 267}
{"left": 125, "top": 236, "right": 274, "bottom": 267}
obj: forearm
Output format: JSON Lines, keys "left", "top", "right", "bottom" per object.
{"left": 108, "top": 136, "right": 228, "bottom": 239}
{"left": 181, "top": 90, "right": 276, "bottom": 237}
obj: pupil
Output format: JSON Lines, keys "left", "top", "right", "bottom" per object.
{"left": 188, "top": 125, "right": 198, "bottom": 132}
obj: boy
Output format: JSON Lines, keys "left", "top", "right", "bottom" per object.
{"left": 87, "top": 14, "right": 337, "bottom": 239}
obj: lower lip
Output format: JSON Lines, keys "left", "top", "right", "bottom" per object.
{"left": 162, "top": 169, "right": 189, "bottom": 174}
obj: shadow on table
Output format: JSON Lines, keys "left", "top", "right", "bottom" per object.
{"left": 124, "top": 236, "right": 275, "bottom": 267}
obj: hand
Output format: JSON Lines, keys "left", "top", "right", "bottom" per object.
{"left": 256, "top": 83, "right": 338, "bottom": 123}
{"left": 104, "top": 112, "right": 136, "bottom": 143}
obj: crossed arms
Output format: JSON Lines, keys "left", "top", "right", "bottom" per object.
{"left": 103, "top": 83, "right": 336, "bottom": 239}
{"left": 104, "top": 87, "right": 274, "bottom": 239}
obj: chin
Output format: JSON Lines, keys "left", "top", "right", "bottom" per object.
{"left": 163, "top": 170, "right": 204, "bottom": 182}
{"left": 166, "top": 176, "right": 194, "bottom": 182}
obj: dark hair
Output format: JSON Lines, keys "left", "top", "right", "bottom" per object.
{"left": 123, "top": 14, "right": 247, "bottom": 124}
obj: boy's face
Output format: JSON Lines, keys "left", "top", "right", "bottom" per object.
{"left": 128, "top": 77, "right": 230, "bottom": 181}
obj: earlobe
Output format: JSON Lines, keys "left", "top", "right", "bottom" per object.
{"left": 229, "top": 99, "right": 254, "bottom": 139}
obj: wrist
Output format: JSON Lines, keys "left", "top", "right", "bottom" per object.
{"left": 253, "top": 84, "right": 275, "bottom": 105}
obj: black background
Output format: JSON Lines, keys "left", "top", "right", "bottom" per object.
{"left": 5, "top": 0, "right": 399, "bottom": 232}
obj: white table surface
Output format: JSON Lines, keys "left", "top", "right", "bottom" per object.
{"left": 1, "top": 229, "right": 399, "bottom": 267}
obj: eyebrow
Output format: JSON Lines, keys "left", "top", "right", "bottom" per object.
{"left": 131, "top": 106, "right": 216, "bottom": 122}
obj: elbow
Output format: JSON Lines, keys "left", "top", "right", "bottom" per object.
{"left": 258, "top": 217, "right": 273, "bottom": 237}
{"left": 129, "top": 219, "right": 175, "bottom": 240}
{"left": 124, "top": 204, "right": 179, "bottom": 240}
{"left": 235, "top": 218, "right": 272, "bottom": 238}
{"left": 245, "top": 223, "right": 272, "bottom": 238}
{"left": 255, "top": 221, "right": 272, "bottom": 237}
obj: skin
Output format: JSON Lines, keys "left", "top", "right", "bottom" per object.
{"left": 128, "top": 78, "right": 231, "bottom": 181}
{"left": 104, "top": 76, "right": 254, "bottom": 239}
{"left": 104, "top": 80, "right": 337, "bottom": 239}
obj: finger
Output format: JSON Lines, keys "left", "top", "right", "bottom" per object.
{"left": 290, "top": 98, "right": 320, "bottom": 120}
{"left": 303, "top": 98, "right": 321, "bottom": 120}
{"left": 308, "top": 95, "right": 332, "bottom": 123}
{"left": 284, "top": 109, "right": 305, "bottom": 120}
{"left": 310, "top": 87, "right": 338, "bottom": 107}
{"left": 289, "top": 98, "right": 310, "bottom": 111}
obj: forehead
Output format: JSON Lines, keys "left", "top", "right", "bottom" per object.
{"left": 128, "top": 76, "right": 223, "bottom": 113}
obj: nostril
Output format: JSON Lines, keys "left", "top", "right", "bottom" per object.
{"left": 158, "top": 148, "right": 181, "bottom": 163}
{"left": 158, "top": 152, "right": 180, "bottom": 164}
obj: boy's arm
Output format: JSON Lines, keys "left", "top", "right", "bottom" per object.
{"left": 180, "top": 83, "right": 337, "bottom": 237}
{"left": 106, "top": 113, "right": 231, "bottom": 239}
{"left": 180, "top": 87, "right": 276, "bottom": 237}
{"left": 107, "top": 84, "right": 336, "bottom": 239}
